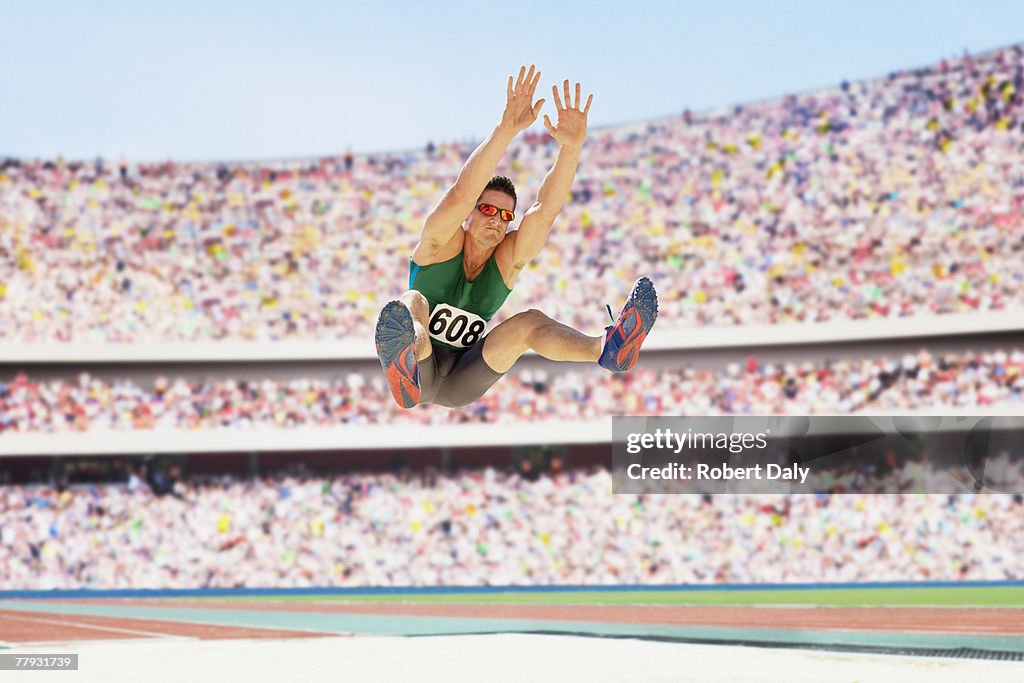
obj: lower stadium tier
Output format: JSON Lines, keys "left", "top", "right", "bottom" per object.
{"left": 1, "top": 467, "right": 1021, "bottom": 589}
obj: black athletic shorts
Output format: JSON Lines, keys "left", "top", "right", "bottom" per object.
{"left": 416, "top": 336, "right": 505, "bottom": 408}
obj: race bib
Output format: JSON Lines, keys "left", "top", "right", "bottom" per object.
{"left": 427, "top": 303, "right": 487, "bottom": 348}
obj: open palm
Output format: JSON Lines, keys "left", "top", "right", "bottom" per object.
{"left": 500, "top": 65, "right": 545, "bottom": 134}
{"left": 543, "top": 80, "right": 593, "bottom": 151}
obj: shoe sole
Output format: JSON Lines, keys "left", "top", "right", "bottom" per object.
{"left": 614, "top": 277, "right": 659, "bottom": 372}
{"left": 375, "top": 301, "right": 420, "bottom": 408}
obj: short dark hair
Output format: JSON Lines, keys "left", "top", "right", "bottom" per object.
{"left": 484, "top": 175, "right": 517, "bottom": 209}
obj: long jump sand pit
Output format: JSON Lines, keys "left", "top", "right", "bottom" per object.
{"left": 4, "top": 634, "right": 1023, "bottom": 683}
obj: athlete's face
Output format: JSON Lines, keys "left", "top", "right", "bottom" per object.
{"left": 464, "top": 189, "right": 516, "bottom": 248}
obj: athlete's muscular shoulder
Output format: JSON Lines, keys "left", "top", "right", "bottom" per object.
{"left": 412, "top": 229, "right": 464, "bottom": 266}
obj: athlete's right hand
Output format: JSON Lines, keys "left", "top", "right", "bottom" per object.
{"left": 499, "top": 65, "right": 545, "bottom": 135}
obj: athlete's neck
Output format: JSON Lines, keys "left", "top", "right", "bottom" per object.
{"left": 462, "top": 236, "right": 495, "bottom": 281}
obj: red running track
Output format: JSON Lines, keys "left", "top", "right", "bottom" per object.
{"left": 0, "top": 609, "right": 337, "bottom": 644}
{"left": 26, "top": 600, "right": 1024, "bottom": 637}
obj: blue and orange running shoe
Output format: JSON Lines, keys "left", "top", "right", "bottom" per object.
{"left": 374, "top": 300, "right": 420, "bottom": 408}
{"left": 598, "top": 277, "right": 658, "bottom": 373}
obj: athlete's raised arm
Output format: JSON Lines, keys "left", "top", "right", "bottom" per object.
{"left": 506, "top": 79, "right": 592, "bottom": 275}
{"left": 414, "top": 65, "right": 545, "bottom": 263}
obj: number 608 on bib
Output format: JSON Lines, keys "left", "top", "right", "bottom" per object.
{"left": 427, "top": 303, "right": 487, "bottom": 348}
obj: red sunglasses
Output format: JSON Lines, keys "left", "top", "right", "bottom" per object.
{"left": 476, "top": 203, "right": 515, "bottom": 222}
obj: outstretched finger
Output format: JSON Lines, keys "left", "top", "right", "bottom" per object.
{"left": 524, "top": 64, "right": 536, "bottom": 87}
{"left": 563, "top": 79, "right": 571, "bottom": 110}
{"left": 528, "top": 70, "right": 542, "bottom": 99}
{"left": 515, "top": 65, "right": 526, "bottom": 90}
{"left": 551, "top": 83, "right": 563, "bottom": 111}
{"left": 507, "top": 75, "right": 514, "bottom": 101}
{"left": 574, "top": 82, "right": 581, "bottom": 109}
{"left": 531, "top": 98, "right": 546, "bottom": 120}
{"left": 543, "top": 114, "right": 557, "bottom": 138}
{"left": 583, "top": 93, "right": 593, "bottom": 116}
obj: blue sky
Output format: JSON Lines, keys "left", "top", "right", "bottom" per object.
{"left": 1, "top": 1, "right": 1022, "bottom": 160}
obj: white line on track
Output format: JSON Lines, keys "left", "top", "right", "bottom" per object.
{"left": 0, "top": 614, "right": 197, "bottom": 641}
{"left": 3, "top": 638, "right": 165, "bottom": 648}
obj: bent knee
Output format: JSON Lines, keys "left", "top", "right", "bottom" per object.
{"left": 400, "top": 290, "right": 430, "bottom": 323}
{"left": 511, "top": 308, "right": 551, "bottom": 328}
{"left": 497, "top": 309, "right": 552, "bottom": 345}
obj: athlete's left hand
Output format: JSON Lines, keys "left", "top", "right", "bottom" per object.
{"left": 543, "top": 80, "right": 593, "bottom": 152}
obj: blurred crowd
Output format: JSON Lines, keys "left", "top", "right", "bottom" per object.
{"left": 1, "top": 347, "right": 1020, "bottom": 434}
{"left": 5, "top": 46, "right": 1024, "bottom": 594}
{"left": 2, "top": 46, "right": 1023, "bottom": 342}
{"left": 2, "top": 467, "right": 1021, "bottom": 589}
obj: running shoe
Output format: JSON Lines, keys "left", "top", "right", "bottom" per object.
{"left": 598, "top": 277, "right": 658, "bottom": 373}
{"left": 375, "top": 300, "right": 420, "bottom": 408}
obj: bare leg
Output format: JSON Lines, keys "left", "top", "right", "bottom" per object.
{"left": 482, "top": 309, "right": 602, "bottom": 374}
{"left": 399, "top": 290, "right": 433, "bottom": 361}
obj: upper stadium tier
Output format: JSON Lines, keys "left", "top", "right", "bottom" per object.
{"left": 1, "top": 45, "right": 1022, "bottom": 346}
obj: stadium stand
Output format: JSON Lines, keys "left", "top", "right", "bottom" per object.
{"left": 2, "top": 46, "right": 1023, "bottom": 592}
{"left": 2, "top": 470, "right": 1021, "bottom": 589}
{"left": 1, "top": 347, "right": 1022, "bottom": 435}
{"left": 1, "top": 45, "right": 1022, "bottom": 343}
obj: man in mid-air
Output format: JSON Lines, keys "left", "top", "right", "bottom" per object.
{"left": 375, "top": 65, "right": 658, "bottom": 408}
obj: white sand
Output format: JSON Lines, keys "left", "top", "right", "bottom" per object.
{"left": 4, "top": 634, "right": 1021, "bottom": 683}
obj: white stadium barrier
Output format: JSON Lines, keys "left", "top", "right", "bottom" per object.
{"left": 1, "top": 406, "right": 1020, "bottom": 456}
{"left": 1, "top": 311, "right": 1021, "bottom": 363}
